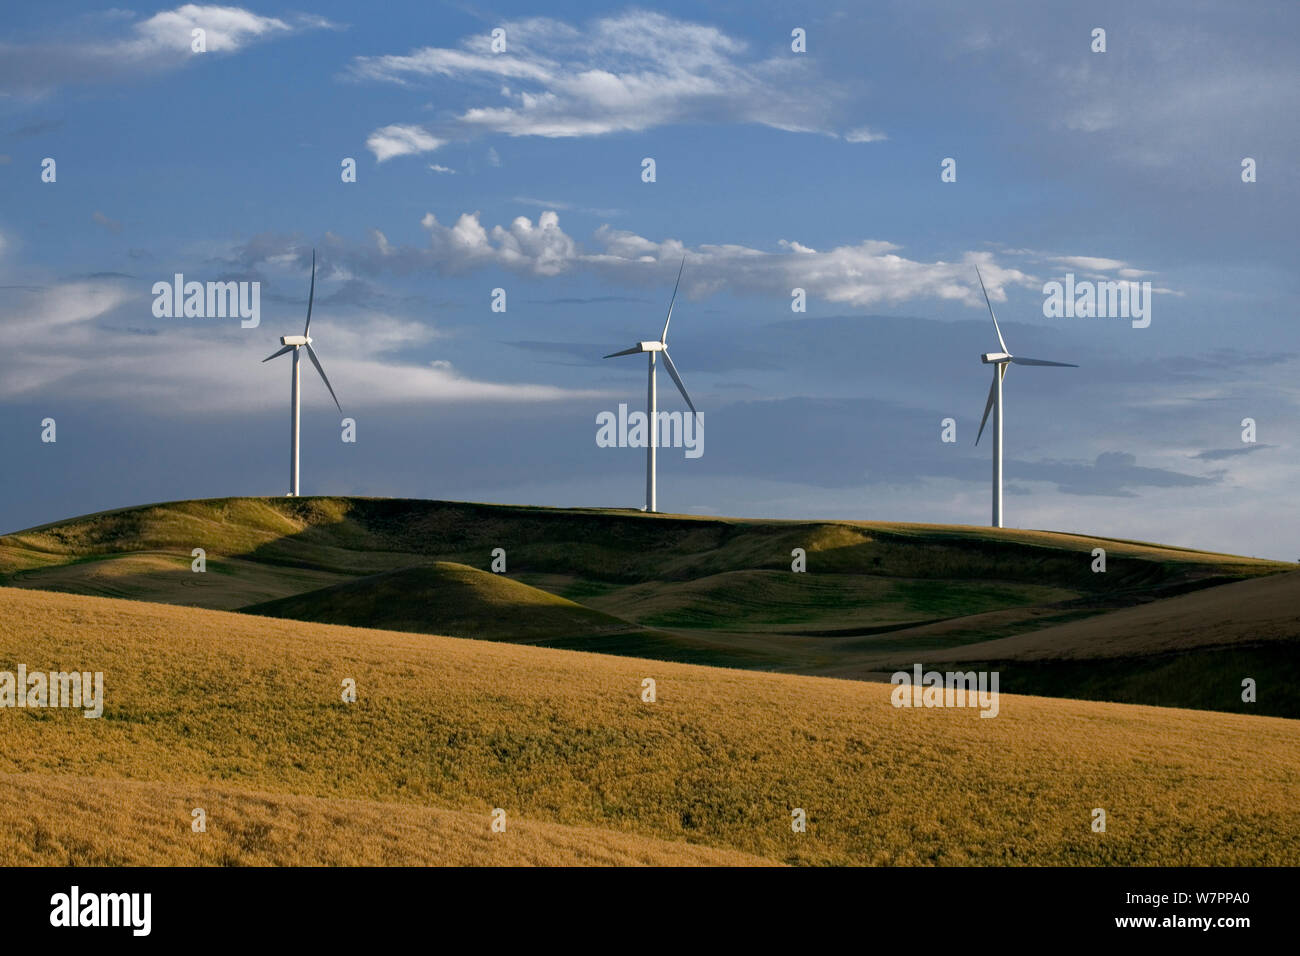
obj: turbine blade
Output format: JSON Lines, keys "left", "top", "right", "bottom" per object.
{"left": 1010, "top": 356, "right": 1079, "bottom": 368}
{"left": 603, "top": 345, "right": 642, "bottom": 358}
{"left": 661, "top": 349, "right": 696, "bottom": 414}
{"left": 975, "top": 373, "right": 997, "bottom": 446}
{"left": 305, "top": 343, "right": 341, "bottom": 412}
{"left": 660, "top": 257, "right": 685, "bottom": 343}
{"left": 975, "top": 265, "right": 1009, "bottom": 354}
{"left": 303, "top": 248, "right": 316, "bottom": 337}
{"left": 262, "top": 344, "right": 293, "bottom": 363}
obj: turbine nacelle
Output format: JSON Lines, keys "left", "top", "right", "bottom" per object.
{"left": 280, "top": 334, "right": 311, "bottom": 347}
{"left": 981, "top": 351, "right": 1012, "bottom": 364}
{"left": 639, "top": 340, "right": 665, "bottom": 352}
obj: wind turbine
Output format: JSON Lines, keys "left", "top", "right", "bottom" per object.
{"left": 604, "top": 258, "right": 697, "bottom": 513}
{"left": 262, "top": 249, "right": 341, "bottom": 497}
{"left": 973, "top": 265, "right": 1077, "bottom": 528}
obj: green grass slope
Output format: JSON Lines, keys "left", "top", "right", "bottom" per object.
{"left": 242, "top": 562, "right": 662, "bottom": 646}
{"left": 1, "top": 496, "right": 1293, "bottom": 712}
{"left": 3, "top": 496, "right": 1281, "bottom": 589}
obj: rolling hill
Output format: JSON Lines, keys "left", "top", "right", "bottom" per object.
{"left": 1, "top": 585, "right": 1296, "bottom": 866}
{"left": 1, "top": 495, "right": 1294, "bottom": 714}
{"left": 243, "top": 562, "right": 666, "bottom": 647}
{"left": 878, "top": 570, "right": 1300, "bottom": 717}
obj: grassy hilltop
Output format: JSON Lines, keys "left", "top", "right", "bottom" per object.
{"left": 1, "top": 496, "right": 1295, "bottom": 715}
{"left": 1, "top": 586, "right": 1297, "bottom": 866}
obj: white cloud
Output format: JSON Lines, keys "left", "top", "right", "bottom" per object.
{"left": 427, "top": 164, "right": 456, "bottom": 174}
{"left": 514, "top": 196, "right": 623, "bottom": 218}
{"left": 844, "top": 127, "right": 887, "bottom": 143}
{"left": 127, "top": 4, "right": 293, "bottom": 55}
{"left": 1050, "top": 256, "right": 1128, "bottom": 272}
{"left": 245, "top": 210, "right": 1035, "bottom": 310}
{"left": 367, "top": 124, "right": 446, "bottom": 163}
{"left": 0, "top": 4, "right": 334, "bottom": 97}
{"left": 517, "top": 196, "right": 574, "bottom": 210}
{"left": 353, "top": 11, "right": 872, "bottom": 160}
{"left": 998, "top": 250, "right": 1166, "bottom": 289}
{"left": 0, "top": 276, "right": 604, "bottom": 412}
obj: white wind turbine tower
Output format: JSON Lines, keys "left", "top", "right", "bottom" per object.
{"left": 973, "top": 265, "right": 1077, "bottom": 528}
{"left": 604, "top": 258, "right": 697, "bottom": 513}
{"left": 262, "top": 249, "right": 342, "bottom": 497}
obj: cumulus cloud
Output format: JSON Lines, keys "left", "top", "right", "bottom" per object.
{"left": 126, "top": 4, "right": 297, "bottom": 54}
{"left": 0, "top": 4, "right": 334, "bottom": 97}
{"left": 350, "top": 11, "right": 872, "bottom": 160}
{"left": 231, "top": 210, "right": 1035, "bottom": 309}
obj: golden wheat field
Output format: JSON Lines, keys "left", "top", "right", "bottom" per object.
{"left": 1, "top": 585, "right": 1297, "bottom": 866}
{"left": 0, "top": 773, "right": 773, "bottom": 866}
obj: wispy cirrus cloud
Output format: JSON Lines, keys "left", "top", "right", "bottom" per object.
{"left": 1191, "top": 445, "right": 1275, "bottom": 462}
{"left": 91, "top": 211, "right": 123, "bottom": 235}
{"left": 514, "top": 196, "right": 624, "bottom": 218}
{"left": 0, "top": 272, "right": 604, "bottom": 412}
{"left": 994, "top": 247, "right": 1175, "bottom": 294}
{"left": 927, "top": 3, "right": 1299, "bottom": 181}
{"left": 0, "top": 4, "right": 335, "bottom": 97}
{"left": 844, "top": 126, "right": 887, "bottom": 143}
{"left": 350, "top": 10, "right": 877, "bottom": 161}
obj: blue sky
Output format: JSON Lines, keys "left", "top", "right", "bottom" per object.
{"left": 1, "top": 1, "right": 1297, "bottom": 559}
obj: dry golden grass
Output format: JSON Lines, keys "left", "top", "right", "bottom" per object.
{"left": 0, "top": 773, "right": 774, "bottom": 866}
{"left": 1, "top": 585, "right": 1297, "bottom": 865}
